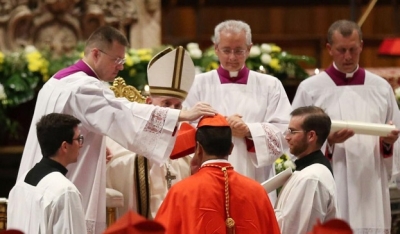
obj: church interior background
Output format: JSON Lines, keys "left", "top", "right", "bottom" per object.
{"left": 1, "top": 0, "right": 400, "bottom": 232}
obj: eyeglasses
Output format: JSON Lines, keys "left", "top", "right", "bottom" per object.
{"left": 98, "top": 49, "right": 126, "bottom": 65}
{"left": 284, "top": 129, "right": 306, "bottom": 136}
{"left": 72, "top": 134, "right": 84, "bottom": 145}
{"left": 218, "top": 47, "right": 247, "bottom": 56}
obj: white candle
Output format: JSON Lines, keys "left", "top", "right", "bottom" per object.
{"left": 331, "top": 120, "right": 396, "bottom": 136}
{"left": 261, "top": 168, "right": 292, "bottom": 193}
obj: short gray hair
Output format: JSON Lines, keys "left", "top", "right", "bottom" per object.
{"left": 213, "top": 20, "right": 252, "bottom": 46}
{"left": 327, "top": 20, "right": 362, "bottom": 44}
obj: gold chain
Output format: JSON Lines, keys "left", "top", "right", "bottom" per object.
{"left": 199, "top": 164, "right": 235, "bottom": 230}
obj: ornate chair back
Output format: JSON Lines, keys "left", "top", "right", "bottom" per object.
{"left": 106, "top": 77, "right": 147, "bottom": 227}
{"left": 110, "top": 77, "right": 146, "bottom": 103}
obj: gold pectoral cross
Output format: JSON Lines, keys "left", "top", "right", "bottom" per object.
{"left": 165, "top": 168, "right": 176, "bottom": 190}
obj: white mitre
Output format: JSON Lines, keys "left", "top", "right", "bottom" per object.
{"left": 147, "top": 46, "right": 195, "bottom": 100}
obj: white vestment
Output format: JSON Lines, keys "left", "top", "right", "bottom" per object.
{"left": 275, "top": 163, "right": 338, "bottom": 234}
{"left": 292, "top": 70, "right": 400, "bottom": 233}
{"left": 106, "top": 137, "right": 191, "bottom": 219}
{"left": 8, "top": 172, "right": 86, "bottom": 234}
{"left": 183, "top": 70, "right": 291, "bottom": 203}
{"left": 17, "top": 73, "right": 180, "bottom": 234}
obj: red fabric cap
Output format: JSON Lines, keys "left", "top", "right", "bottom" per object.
{"left": 103, "top": 210, "right": 165, "bottom": 234}
{"left": 170, "top": 114, "right": 229, "bottom": 159}
{"left": 170, "top": 122, "right": 196, "bottom": 159}
{"left": 197, "top": 114, "right": 229, "bottom": 128}
{"left": 308, "top": 219, "right": 353, "bottom": 234}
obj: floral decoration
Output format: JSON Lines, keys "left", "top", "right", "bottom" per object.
{"left": 275, "top": 154, "right": 296, "bottom": 175}
{"left": 0, "top": 46, "right": 51, "bottom": 141}
{"left": 274, "top": 154, "right": 296, "bottom": 194}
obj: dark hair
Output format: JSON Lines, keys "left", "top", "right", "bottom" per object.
{"left": 290, "top": 106, "right": 331, "bottom": 147}
{"left": 36, "top": 113, "right": 81, "bottom": 158}
{"left": 84, "top": 25, "right": 129, "bottom": 55}
{"left": 327, "top": 19, "right": 362, "bottom": 44}
{"left": 195, "top": 126, "right": 232, "bottom": 158}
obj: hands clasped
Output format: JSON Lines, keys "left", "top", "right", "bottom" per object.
{"left": 226, "top": 114, "right": 250, "bottom": 138}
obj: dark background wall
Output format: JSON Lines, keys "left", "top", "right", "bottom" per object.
{"left": 161, "top": 0, "right": 400, "bottom": 69}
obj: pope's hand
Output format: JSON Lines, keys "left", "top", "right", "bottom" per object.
{"left": 178, "top": 102, "right": 217, "bottom": 122}
{"left": 226, "top": 114, "right": 250, "bottom": 138}
{"left": 327, "top": 128, "right": 355, "bottom": 145}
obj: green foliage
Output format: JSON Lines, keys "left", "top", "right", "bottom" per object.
{"left": 0, "top": 42, "right": 315, "bottom": 142}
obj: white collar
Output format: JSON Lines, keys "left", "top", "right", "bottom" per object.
{"left": 201, "top": 159, "right": 229, "bottom": 167}
{"left": 333, "top": 62, "right": 359, "bottom": 78}
{"left": 221, "top": 65, "right": 245, "bottom": 78}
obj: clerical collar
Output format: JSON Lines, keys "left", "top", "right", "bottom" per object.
{"left": 53, "top": 59, "right": 99, "bottom": 80}
{"left": 294, "top": 150, "right": 333, "bottom": 175}
{"left": 325, "top": 64, "right": 365, "bottom": 86}
{"left": 201, "top": 159, "right": 229, "bottom": 167}
{"left": 217, "top": 66, "right": 250, "bottom": 84}
{"left": 24, "top": 157, "right": 68, "bottom": 186}
{"left": 333, "top": 62, "right": 359, "bottom": 78}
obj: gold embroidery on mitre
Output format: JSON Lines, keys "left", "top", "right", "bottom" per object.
{"left": 172, "top": 46, "right": 185, "bottom": 90}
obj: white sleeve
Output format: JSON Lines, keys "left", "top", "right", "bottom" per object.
{"left": 50, "top": 190, "right": 87, "bottom": 234}
{"left": 291, "top": 82, "right": 314, "bottom": 109}
{"left": 247, "top": 79, "right": 292, "bottom": 166}
{"left": 70, "top": 83, "right": 180, "bottom": 164}
{"left": 275, "top": 178, "right": 334, "bottom": 234}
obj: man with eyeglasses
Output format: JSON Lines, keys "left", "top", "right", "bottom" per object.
{"left": 183, "top": 20, "right": 291, "bottom": 204}
{"left": 8, "top": 113, "right": 86, "bottom": 234}
{"left": 275, "top": 106, "right": 338, "bottom": 234}
{"left": 17, "top": 26, "right": 217, "bottom": 234}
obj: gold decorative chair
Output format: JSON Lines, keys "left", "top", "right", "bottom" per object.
{"left": 106, "top": 77, "right": 146, "bottom": 227}
{"left": 109, "top": 77, "right": 146, "bottom": 103}
{"left": 0, "top": 198, "right": 7, "bottom": 231}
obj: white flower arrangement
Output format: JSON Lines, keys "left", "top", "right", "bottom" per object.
{"left": 260, "top": 53, "right": 272, "bottom": 65}
{"left": 275, "top": 154, "right": 296, "bottom": 175}
{"left": 186, "top": 43, "right": 203, "bottom": 59}
{"left": 260, "top": 43, "right": 272, "bottom": 53}
{"left": 0, "top": 83, "right": 6, "bottom": 100}
{"left": 249, "top": 45, "right": 261, "bottom": 58}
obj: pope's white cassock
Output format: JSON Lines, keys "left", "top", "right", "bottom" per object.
{"left": 106, "top": 138, "right": 191, "bottom": 219}
{"left": 106, "top": 46, "right": 196, "bottom": 219}
{"left": 292, "top": 65, "right": 400, "bottom": 234}
{"left": 16, "top": 60, "right": 180, "bottom": 234}
{"left": 8, "top": 172, "right": 86, "bottom": 233}
{"left": 183, "top": 66, "right": 291, "bottom": 203}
